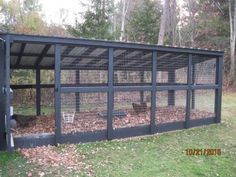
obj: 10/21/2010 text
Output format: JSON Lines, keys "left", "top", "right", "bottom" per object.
{"left": 185, "top": 149, "right": 221, "bottom": 156}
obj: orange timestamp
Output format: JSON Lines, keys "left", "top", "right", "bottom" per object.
{"left": 185, "top": 148, "right": 221, "bottom": 156}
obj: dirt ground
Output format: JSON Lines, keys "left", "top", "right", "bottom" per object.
{"left": 13, "top": 106, "right": 215, "bottom": 137}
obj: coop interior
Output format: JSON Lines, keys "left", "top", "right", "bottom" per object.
{"left": 9, "top": 42, "right": 217, "bottom": 138}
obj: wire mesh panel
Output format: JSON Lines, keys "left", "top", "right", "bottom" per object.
{"left": 175, "top": 67, "right": 188, "bottom": 84}
{"left": 61, "top": 92, "right": 107, "bottom": 134}
{"left": 157, "top": 53, "right": 188, "bottom": 85}
{"left": 10, "top": 69, "right": 36, "bottom": 84}
{"left": 13, "top": 88, "right": 36, "bottom": 115}
{"left": 113, "top": 49, "right": 152, "bottom": 84}
{"left": 156, "top": 90, "right": 186, "bottom": 124}
{"left": 11, "top": 69, "right": 36, "bottom": 114}
{"left": 80, "top": 70, "right": 107, "bottom": 84}
{"left": 60, "top": 45, "right": 108, "bottom": 85}
{"left": 41, "top": 88, "right": 54, "bottom": 115}
{"left": 156, "top": 71, "right": 168, "bottom": 83}
{"left": 190, "top": 89, "right": 215, "bottom": 119}
{"left": 113, "top": 91, "right": 151, "bottom": 129}
{"left": 12, "top": 88, "right": 55, "bottom": 137}
{"left": 193, "top": 56, "right": 216, "bottom": 85}
{"left": 40, "top": 70, "right": 54, "bottom": 84}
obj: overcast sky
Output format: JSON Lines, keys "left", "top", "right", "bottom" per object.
{"left": 39, "top": 0, "right": 185, "bottom": 25}
{"left": 40, "top": 0, "right": 83, "bottom": 25}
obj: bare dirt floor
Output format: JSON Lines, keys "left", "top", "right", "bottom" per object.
{"left": 13, "top": 106, "right": 215, "bottom": 137}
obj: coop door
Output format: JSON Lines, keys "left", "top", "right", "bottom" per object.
{"left": 0, "top": 40, "right": 6, "bottom": 150}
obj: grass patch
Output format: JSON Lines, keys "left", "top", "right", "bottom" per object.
{"left": 0, "top": 92, "right": 236, "bottom": 176}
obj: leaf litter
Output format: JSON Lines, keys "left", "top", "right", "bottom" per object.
{"left": 18, "top": 144, "right": 94, "bottom": 176}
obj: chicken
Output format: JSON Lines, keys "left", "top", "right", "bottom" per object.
{"left": 132, "top": 102, "right": 147, "bottom": 114}
{"left": 12, "top": 114, "right": 37, "bottom": 127}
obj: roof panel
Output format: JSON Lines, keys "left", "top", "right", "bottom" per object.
{"left": 40, "top": 57, "right": 54, "bottom": 66}
{"left": 24, "top": 43, "right": 45, "bottom": 54}
{"left": 10, "top": 56, "right": 17, "bottom": 66}
{"left": 20, "top": 56, "right": 38, "bottom": 66}
{"left": 11, "top": 43, "right": 21, "bottom": 53}
{"left": 90, "top": 48, "right": 107, "bottom": 57}
{"left": 47, "top": 45, "right": 54, "bottom": 55}
{"left": 70, "top": 47, "right": 88, "bottom": 55}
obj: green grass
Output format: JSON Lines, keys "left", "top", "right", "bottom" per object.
{"left": 1, "top": 92, "right": 236, "bottom": 177}
{"left": 14, "top": 105, "right": 54, "bottom": 115}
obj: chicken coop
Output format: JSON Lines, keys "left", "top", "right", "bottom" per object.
{"left": 0, "top": 33, "right": 223, "bottom": 151}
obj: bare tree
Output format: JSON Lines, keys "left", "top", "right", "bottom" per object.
{"left": 229, "top": 0, "right": 236, "bottom": 84}
{"left": 166, "top": 0, "right": 178, "bottom": 45}
{"left": 119, "top": 0, "right": 130, "bottom": 41}
{"left": 158, "top": 0, "right": 169, "bottom": 45}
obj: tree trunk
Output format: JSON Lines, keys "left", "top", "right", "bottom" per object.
{"left": 158, "top": 0, "right": 169, "bottom": 45}
{"left": 120, "top": 0, "right": 130, "bottom": 41}
{"left": 170, "top": 0, "right": 177, "bottom": 45}
{"left": 229, "top": 0, "right": 236, "bottom": 84}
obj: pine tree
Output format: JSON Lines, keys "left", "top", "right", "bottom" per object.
{"left": 68, "top": 0, "right": 115, "bottom": 40}
{"left": 127, "top": 0, "right": 162, "bottom": 44}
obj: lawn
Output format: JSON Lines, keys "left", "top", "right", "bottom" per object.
{"left": 0, "top": 92, "right": 236, "bottom": 177}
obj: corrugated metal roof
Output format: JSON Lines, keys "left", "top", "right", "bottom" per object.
{"left": 7, "top": 34, "right": 221, "bottom": 70}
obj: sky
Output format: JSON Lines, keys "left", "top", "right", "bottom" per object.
{"left": 39, "top": 0, "right": 185, "bottom": 25}
{"left": 40, "top": 0, "right": 84, "bottom": 25}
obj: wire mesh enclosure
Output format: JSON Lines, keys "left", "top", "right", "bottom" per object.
{"left": 156, "top": 90, "right": 186, "bottom": 124}
{"left": 113, "top": 49, "right": 152, "bottom": 84}
{"left": 61, "top": 92, "right": 107, "bottom": 134}
{"left": 157, "top": 52, "right": 188, "bottom": 85}
{"left": 0, "top": 33, "right": 223, "bottom": 150}
{"left": 113, "top": 91, "right": 151, "bottom": 129}
{"left": 12, "top": 88, "right": 36, "bottom": 116}
{"left": 190, "top": 89, "right": 215, "bottom": 119}
{"left": 60, "top": 45, "right": 108, "bottom": 85}
{"left": 193, "top": 55, "right": 216, "bottom": 85}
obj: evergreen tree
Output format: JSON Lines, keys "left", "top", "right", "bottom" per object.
{"left": 68, "top": 0, "right": 115, "bottom": 40}
{"left": 127, "top": 0, "right": 162, "bottom": 44}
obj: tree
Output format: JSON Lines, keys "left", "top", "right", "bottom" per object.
{"left": 119, "top": 0, "right": 131, "bottom": 41}
{"left": 0, "top": 0, "right": 47, "bottom": 34}
{"left": 229, "top": 0, "right": 236, "bottom": 84}
{"left": 127, "top": 0, "right": 162, "bottom": 44}
{"left": 158, "top": 0, "right": 169, "bottom": 45}
{"left": 68, "top": 0, "right": 115, "bottom": 40}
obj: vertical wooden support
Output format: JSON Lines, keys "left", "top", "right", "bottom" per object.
{"left": 107, "top": 48, "right": 114, "bottom": 140}
{"left": 55, "top": 44, "right": 61, "bottom": 144}
{"left": 168, "top": 70, "right": 175, "bottom": 106}
{"left": 191, "top": 64, "right": 195, "bottom": 109}
{"left": 5, "top": 36, "right": 12, "bottom": 151}
{"left": 215, "top": 56, "right": 223, "bottom": 123}
{"left": 150, "top": 51, "right": 157, "bottom": 133}
{"left": 75, "top": 70, "right": 80, "bottom": 112}
{"left": 185, "top": 54, "right": 192, "bottom": 129}
{"left": 140, "top": 71, "right": 144, "bottom": 103}
{"left": 0, "top": 39, "right": 6, "bottom": 151}
{"left": 36, "top": 68, "right": 41, "bottom": 116}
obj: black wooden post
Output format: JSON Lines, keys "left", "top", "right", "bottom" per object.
{"left": 140, "top": 71, "right": 144, "bottom": 103}
{"left": 168, "top": 69, "right": 175, "bottom": 106}
{"left": 107, "top": 48, "right": 114, "bottom": 140}
{"left": 150, "top": 51, "right": 157, "bottom": 133}
{"left": 185, "top": 54, "right": 192, "bottom": 128}
{"left": 75, "top": 70, "right": 80, "bottom": 112}
{"left": 36, "top": 68, "right": 41, "bottom": 116}
{"left": 55, "top": 44, "right": 61, "bottom": 144}
{"left": 191, "top": 64, "right": 195, "bottom": 109}
{"left": 0, "top": 39, "right": 6, "bottom": 151}
{"left": 215, "top": 56, "right": 223, "bottom": 123}
{"left": 5, "top": 36, "right": 12, "bottom": 151}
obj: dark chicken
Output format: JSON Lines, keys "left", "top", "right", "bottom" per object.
{"left": 12, "top": 114, "right": 37, "bottom": 127}
{"left": 132, "top": 102, "right": 147, "bottom": 114}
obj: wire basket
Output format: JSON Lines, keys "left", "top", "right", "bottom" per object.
{"left": 63, "top": 111, "right": 75, "bottom": 124}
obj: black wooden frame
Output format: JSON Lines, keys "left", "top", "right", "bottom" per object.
{"left": 0, "top": 33, "right": 224, "bottom": 151}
